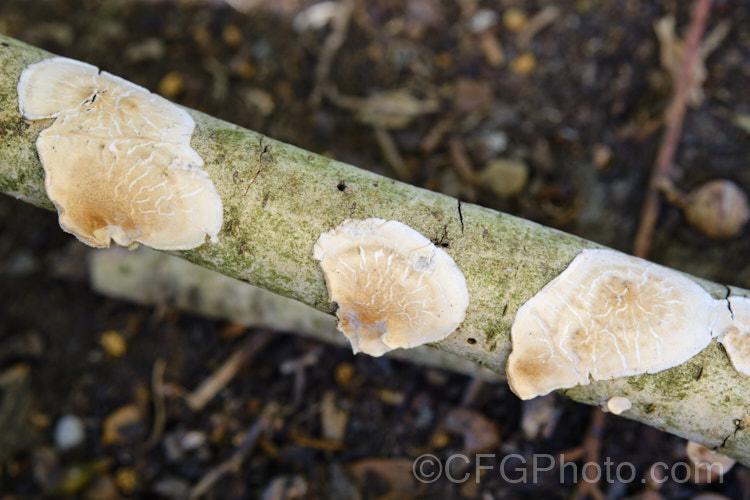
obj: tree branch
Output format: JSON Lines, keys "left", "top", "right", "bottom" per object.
{"left": 2, "top": 35, "right": 749, "bottom": 465}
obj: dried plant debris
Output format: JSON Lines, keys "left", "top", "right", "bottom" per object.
{"left": 654, "top": 15, "right": 730, "bottom": 106}
{"left": 313, "top": 218, "right": 469, "bottom": 357}
{"left": 329, "top": 89, "right": 439, "bottom": 130}
{"left": 442, "top": 407, "right": 500, "bottom": 454}
{"left": 18, "top": 57, "right": 223, "bottom": 250}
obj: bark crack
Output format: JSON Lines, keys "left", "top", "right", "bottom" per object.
{"left": 244, "top": 137, "right": 271, "bottom": 196}
{"left": 726, "top": 286, "right": 735, "bottom": 320}
{"left": 457, "top": 199, "right": 464, "bottom": 234}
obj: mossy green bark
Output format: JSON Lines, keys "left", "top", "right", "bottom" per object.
{"left": 2, "top": 35, "right": 749, "bottom": 465}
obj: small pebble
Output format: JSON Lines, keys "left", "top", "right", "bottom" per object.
{"left": 593, "top": 144, "right": 613, "bottom": 170}
{"left": 54, "top": 414, "right": 85, "bottom": 451}
{"left": 234, "top": 59, "right": 255, "bottom": 79}
{"left": 503, "top": 8, "right": 528, "bottom": 32}
{"left": 471, "top": 130, "right": 508, "bottom": 160}
{"left": 434, "top": 52, "right": 452, "bottom": 69}
{"left": 684, "top": 180, "right": 750, "bottom": 239}
{"left": 100, "top": 330, "right": 127, "bottom": 357}
{"left": 152, "top": 477, "right": 191, "bottom": 499}
{"left": 115, "top": 467, "right": 137, "bottom": 494}
{"left": 123, "top": 37, "right": 165, "bottom": 63}
{"left": 377, "top": 389, "right": 406, "bottom": 406}
{"left": 222, "top": 25, "right": 243, "bottom": 47}
{"left": 478, "top": 158, "right": 529, "bottom": 197}
{"left": 469, "top": 9, "right": 499, "bottom": 33}
{"left": 431, "top": 430, "right": 450, "bottom": 448}
{"left": 158, "top": 72, "right": 185, "bottom": 98}
{"left": 192, "top": 25, "right": 212, "bottom": 47}
{"left": 241, "top": 88, "right": 275, "bottom": 117}
{"left": 333, "top": 362, "right": 356, "bottom": 389}
{"left": 3, "top": 252, "right": 38, "bottom": 277}
{"left": 181, "top": 430, "right": 207, "bottom": 451}
{"left": 511, "top": 52, "right": 537, "bottom": 75}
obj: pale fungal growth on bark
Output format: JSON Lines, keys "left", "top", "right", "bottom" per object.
{"left": 312, "top": 218, "right": 469, "bottom": 357}
{"left": 716, "top": 296, "right": 750, "bottom": 377}
{"left": 17, "top": 57, "right": 222, "bottom": 250}
{"left": 605, "top": 396, "right": 632, "bottom": 415}
{"left": 685, "top": 441, "right": 736, "bottom": 483}
{"left": 506, "top": 249, "right": 723, "bottom": 400}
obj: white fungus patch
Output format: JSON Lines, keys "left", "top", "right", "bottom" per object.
{"left": 312, "top": 218, "right": 469, "bottom": 357}
{"left": 506, "top": 249, "right": 724, "bottom": 400}
{"left": 716, "top": 296, "right": 750, "bottom": 377}
{"left": 605, "top": 396, "right": 632, "bottom": 415}
{"left": 18, "top": 57, "right": 222, "bottom": 250}
{"left": 686, "top": 441, "right": 736, "bottom": 482}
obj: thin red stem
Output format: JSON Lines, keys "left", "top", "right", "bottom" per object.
{"left": 633, "top": 0, "right": 713, "bottom": 258}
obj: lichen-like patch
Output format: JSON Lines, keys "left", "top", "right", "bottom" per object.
{"left": 18, "top": 57, "right": 222, "bottom": 250}
{"left": 483, "top": 321, "right": 504, "bottom": 345}
{"left": 626, "top": 375, "right": 647, "bottom": 392}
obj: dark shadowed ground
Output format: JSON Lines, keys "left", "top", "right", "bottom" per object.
{"left": 1, "top": 0, "right": 750, "bottom": 498}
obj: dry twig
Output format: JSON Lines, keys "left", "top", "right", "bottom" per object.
{"left": 633, "top": 0, "right": 714, "bottom": 258}
{"left": 517, "top": 6, "right": 560, "bottom": 50}
{"left": 186, "top": 331, "right": 274, "bottom": 411}
{"left": 574, "top": 407, "right": 607, "bottom": 500}
{"left": 279, "top": 347, "right": 322, "bottom": 407}
{"left": 448, "top": 136, "right": 477, "bottom": 185}
{"left": 374, "top": 126, "right": 411, "bottom": 181}
{"left": 143, "top": 358, "right": 167, "bottom": 450}
{"left": 308, "top": 0, "right": 353, "bottom": 107}
{"left": 189, "top": 403, "right": 279, "bottom": 499}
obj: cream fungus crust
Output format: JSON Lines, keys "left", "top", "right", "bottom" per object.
{"left": 605, "top": 396, "right": 632, "bottom": 415}
{"left": 716, "top": 296, "right": 750, "bottom": 378}
{"left": 18, "top": 57, "right": 223, "bottom": 250}
{"left": 506, "top": 249, "right": 731, "bottom": 400}
{"left": 312, "top": 218, "right": 470, "bottom": 357}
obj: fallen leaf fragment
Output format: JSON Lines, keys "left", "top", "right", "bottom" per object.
{"left": 654, "top": 16, "right": 730, "bottom": 106}
{"left": 320, "top": 391, "right": 349, "bottom": 442}
{"left": 521, "top": 394, "right": 560, "bottom": 440}
{"left": 261, "top": 475, "right": 309, "bottom": 500}
{"left": 102, "top": 404, "right": 143, "bottom": 445}
{"left": 346, "top": 458, "right": 422, "bottom": 495}
{"left": 442, "top": 408, "right": 500, "bottom": 454}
